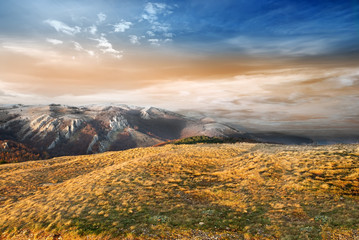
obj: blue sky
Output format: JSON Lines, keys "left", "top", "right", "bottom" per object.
{"left": 0, "top": 0, "right": 358, "bottom": 56}
{"left": 0, "top": 0, "right": 358, "bottom": 134}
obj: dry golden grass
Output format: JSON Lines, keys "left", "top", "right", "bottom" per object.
{"left": 0, "top": 143, "right": 358, "bottom": 239}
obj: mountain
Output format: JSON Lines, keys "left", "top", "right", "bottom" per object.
{"left": 0, "top": 104, "right": 247, "bottom": 157}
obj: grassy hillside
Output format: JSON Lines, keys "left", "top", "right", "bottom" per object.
{"left": 0, "top": 143, "right": 358, "bottom": 239}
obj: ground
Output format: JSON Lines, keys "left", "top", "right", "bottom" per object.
{"left": 0, "top": 143, "right": 358, "bottom": 239}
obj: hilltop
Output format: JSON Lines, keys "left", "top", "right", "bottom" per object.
{"left": 0, "top": 143, "right": 358, "bottom": 239}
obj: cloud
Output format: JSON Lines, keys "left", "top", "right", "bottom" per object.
{"left": 13, "top": 66, "right": 354, "bottom": 134}
{"left": 73, "top": 42, "right": 82, "bottom": 51}
{"left": 140, "top": 3, "right": 174, "bottom": 44}
{"left": 163, "top": 32, "right": 174, "bottom": 38}
{"left": 88, "top": 25, "right": 97, "bottom": 35}
{"left": 113, "top": 20, "right": 132, "bottom": 32}
{"left": 146, "top": 31, "right": 155, "bottom": 37}
{"left": 335, "top": 72, "right": 359, "bottom": 87}
{"left": 91, "top": 36, "right": 122, "bottom": 59}
{"left": 87, "top": 51, "right": 95, "bottom": 57}
{"left": 2, "top": 45, "right": 358, "bottom": 134}
{"left": 227, "top": 35, "right": 345, "bottom": 56}
{"left": 97, "top": 12, "right": 107, "bottom": 23}
{"left": 148, "top": 38, "right": 160, "bottom": 46}
{"left": 46, "top": 38, "right": 63, "bottom": 45}
{"left": 129, "top": 35, "right": 141, "bottom": 45}
{"left": 73, "top": 41, "right": 95, "bottom": 56}
{"left": 141, "top": 2, "right": 172, "bottom": 24}
{"left": 148, "top": 38, "right": 172, "bottom": 46}
{"left": 151, "top": 23, "right": 170, "bottom": 33}
{"left": 2, "top": 43, "right": 61, "bottom": 60}
{"left": 44, "top": 19, "right": 81, "bottom": 35}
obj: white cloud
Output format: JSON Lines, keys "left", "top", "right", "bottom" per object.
{"left": 339, "top": 77, "right": 355, "bottom": 87}
{"left": 73, "top": 41, "right": 95, "bottom": 56}
{"left": 146, "top": 31, "right": 155, "bottom": 37}
{"left": 151, "top": 23, "right": 170, "bottom": 33}
{"left": 44, "top": 19, "right": 81, "bottom": 35}
{"left": 88, "top": 25, "right": 97, "bottom": 35}
{"left": 46, "top": 38, "right": 63, "bottom": 45}
{"left": 113, "top": 20, "right": 132, "bottom": 33}
{"left": 140, "top": 3, "right": 174, "bottom": 43}
{"left": 73, "top": 41, "right": 84, "bottom": 51}
{"left": 163, "top": 32, "right": 174, "bottom": 38}
{"left": 2, "top": 43, "right": 60, "bottom": 60}
{"left": 129, "top": 35, "right": 141, "bottom": 45}
{"left": 97, "top": 12, "right": 107, "bottom": 23}
{"left": 141, "top": 2, "right": 172, "bottom": 24}
{"left": 147, "top": 38, "right": 172, "bottom": 46}
{"left": 91, "top": 36, "right": 122, "bottom": 59}
{"left": 148, "top": 38, "right": 160, "bottom": 46}
{"left": 333, "top": 71, "right": 359, "bottom": 87}
{"left": 227, "top": 35, "right": 341, "bottom": 56}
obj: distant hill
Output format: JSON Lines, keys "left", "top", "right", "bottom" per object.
{"left": 0, "top": 104, "right": 249, "bottom": 157}
{"left": 250, "top": 132, "right": 314, "bottom": 145}
{"left": 0, "top": 143, "right": 358, "bottom": 239}
{"left": 153, "top": 135, "right": 260, "bottom": 147}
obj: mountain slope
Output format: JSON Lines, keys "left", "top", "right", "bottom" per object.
{"left": 0, "top": 143, "right": 358, "bottom": 239}
{"left": 0, "top": 140, "right": 48, "bottom": 164}
{"left": 0, "top": 104, "right": 246, "bottom": 157}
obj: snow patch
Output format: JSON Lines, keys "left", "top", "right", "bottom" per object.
{"left": 140, "top": 107, "right": 151, "bottom": 119}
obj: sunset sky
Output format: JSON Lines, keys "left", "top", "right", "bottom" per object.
{"left": 0, "top": 0, "right": 358, "bottom": 135}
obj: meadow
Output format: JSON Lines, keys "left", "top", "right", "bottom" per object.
{"left": 0, "top": 143, "right": 358, "bottom": 239}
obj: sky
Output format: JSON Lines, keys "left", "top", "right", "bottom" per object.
{"left": 0, "top": 0, "right": 359, "bottom": 136}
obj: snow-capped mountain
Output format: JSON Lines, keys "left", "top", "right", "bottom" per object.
{"left": 0, "top": 104, "right": 247, "bottom": 157}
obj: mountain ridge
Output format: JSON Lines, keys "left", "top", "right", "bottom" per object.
{"left": 0, "top": 104, "right": 250, "bottom": 157}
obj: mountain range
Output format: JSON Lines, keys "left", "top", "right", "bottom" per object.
{"left": 0, "top": 104, "right": 255, "bottom": 158}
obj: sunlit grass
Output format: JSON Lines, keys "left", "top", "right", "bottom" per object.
{"left": 0, "top": 143, "right": 358, "bottom": 239}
